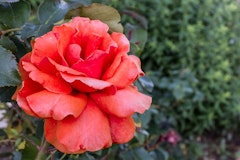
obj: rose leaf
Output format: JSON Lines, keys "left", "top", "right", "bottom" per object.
{"left": 66, "top": 3, "right": 123, "bottom": 33}
{"left": 0, "top": 1, "right": 30, "bottom": 28}
{"left": 38, "top": 0, "right": 70, "bottom": 25}
{"left": 0, "top": 45, "right": 21, "bottom": 87}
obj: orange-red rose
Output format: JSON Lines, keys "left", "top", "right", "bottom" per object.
{"left": 14, "top": 17, "right": 152, "bottom": 154}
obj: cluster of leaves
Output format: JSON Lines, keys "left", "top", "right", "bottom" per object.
{"left": 0, "top": 0, "right": 157, "bottom": 159}
{"left": 0, "top": 0, "right": 175, "bottom": 160}
{"left": 147, "top": 0, "right": 240, "bottom": 135}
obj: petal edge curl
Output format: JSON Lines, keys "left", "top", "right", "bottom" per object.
{"left": 91, "top": 86, "right": 152, "bottom": 117}
{"left": 27, "top": 90, "right": 87, "bottom": 120}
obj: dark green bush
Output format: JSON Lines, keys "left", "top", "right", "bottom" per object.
{"left": 148, "top": 0, "right": 240, "bottom": 136}
{"left": 98, "top": 0, "right": 240, "bottom": 136}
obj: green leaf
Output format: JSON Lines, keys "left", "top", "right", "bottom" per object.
{"left": 0, "top": 36, "right": 17, "bottom": 53}
{"left": 66, "top": 3, "right": 123, "bottom": 33}
{"left": 38, "top": 0, "right": 70, "bottom": 25}
{"left": 173, "top": 84, "right": 185, "bottom": 100}
{"left": 77, "top": 153, "right": 95, "bottom": 160}
{"left": 122, "top": 9, "right": 148, "bottom": 29}
{"left": 120, "top": 147, "right": 154, "bottom": 160}
{"left": 0, "top": 1, "right": 30, "bottom": 28}
{"left": 151, "top": 149, "right": 169, "bottom": 160}
{"left": 0, "top": 45, "right": 21, "bottom": 87}
{"left": 21, "top": 23, "right": 53, "bottom": 39}
{"left": 21, "top": 23, "right": 38, "bottom": 40}
{"left": 21, "top": 140, "right": 38, "bottom": 160}
{"left": 65, "top": 0, "right": 91, "bottom": 9}
{"left": 137, "top": 76, "right": 154, "bottom": 93}
{"left": 133, "top": 148, "right": 154, "bottom": 160}
{"left": 125, "top": 23, "right": 148, "bottom": 55}
{"left": 0, "top": 86, "right": 16, "bottom": 102}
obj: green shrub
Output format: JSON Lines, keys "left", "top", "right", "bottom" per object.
{"left": 98, "top": 0, "right": 240, "bottom": 136}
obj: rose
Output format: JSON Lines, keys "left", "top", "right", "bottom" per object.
{"left": 14, "top": 17, "right": 152, "bottom": 154}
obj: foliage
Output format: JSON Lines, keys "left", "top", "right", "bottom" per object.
{"left": 96, "top": 0, "right": 240, "bottom": 159}
{"left": 103, "top": 0, "right": 240, "bottom": 134}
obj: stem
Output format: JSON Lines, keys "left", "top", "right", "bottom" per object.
{"left": 0, "top": 27, "right": 22, "bottom": 36}
{"left": 59, "top": 153, "right": 67, "bottom": 160}
{"left": 35, "top": 136, "right": 49, "bottom": 160}
{"left": 46, "top": 150, "right": 57, "bottom": 160}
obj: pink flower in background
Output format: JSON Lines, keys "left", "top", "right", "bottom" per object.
{"left": 13, "top": 17, "right": 152, "bottom": 154}
{"left": 160, "top": 129, "right": 180, "bottom": 146}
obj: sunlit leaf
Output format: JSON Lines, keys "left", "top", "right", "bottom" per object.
{"left": 0, "top": 1, "right": 30, "bottom": 28}
{"left": 0, "top": 45, "right": 20, "bottom": 87}
{"left": 17, "top": 141, "right": 25, "bottom": 150}
{"left": 66, "top": 3, "right": 123, "bottom": 33}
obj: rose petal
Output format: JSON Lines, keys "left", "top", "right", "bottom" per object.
{"left": 55, "top": 99, "right": 112, "bottom": 153}
{"left": 31, "top": 32, "right": 62, "bottom": 65}
{"left": 101, "top": 54, "right": 121, "bottom": 80}
{"left": 100, "top": 33, "right": 117, "bottom": 53}
{"left": 74, "top": 17, "right": 109, "bottom": 40}
{"left": 42, "top": 57, "right": 86, "bottom": 76}
{"left": 103, "top": 55, "right": 144, "bottom": 88}
{"left": 37, "top": 57, "right": 59, "bottom": 75}
{"left": 16, "top": 79, "right": 43, "bottom": 117}
{"left": 65, "top": 44, "right": 82, "bottom": 66}
{"left": 83, "top": 34, "right": 104, "bottom": 59}
{"left": 26, "top": 90, "right": 87, "bottom": 120}
{"left": 22, "top": 61, "right": 72, "bottom": 94}
{"left": 19, "top": 52, "right": 32, "bottom": 80}
{"left": 44, "top": 118, "right": 85, "bottom": 154}
{"left": 101, "top": 33, "right": 128, "bottom": 75}
{"left": 111, "top": 32, "right": 130, "bottom": 55}
{"left": 109, "top": 115, "right": 136, "bottom": 143}
{"left": 128, "top": 55, "right": 144, "bottom": 77}
{"left": 91, "top": 86, "right": 152, "bottom": 117}
{"left": 72, "top": 50, "right": 107, "bottom": 78}
{"left": 60, "top": 72, "right": 116, "bottom": 94}
{"left": 53, "top": 23, "right": 76, "bottom": 56}
{"left": 72, "top": 18, "right": 109, "bottom": 58}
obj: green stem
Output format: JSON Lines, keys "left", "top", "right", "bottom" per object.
{"left": 46, "top": 150, "right": 57, "bottom": 160}
{"left": 59, "top": 153, "right": 67, "bottom": 160}
{"left": 0, "top": 27, "right": 22, "bottom": 36}
{"left": 35, "top": 136, "right": 49, "bottom": 160}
